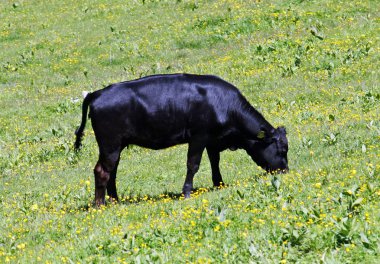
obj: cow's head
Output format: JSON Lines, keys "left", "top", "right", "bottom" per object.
{"left": 247, "top": 126, "right": 289, "bottom": 174}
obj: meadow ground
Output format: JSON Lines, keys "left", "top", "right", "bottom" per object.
{"left": 0, "top": 0, "right": 379, "bottom": 263}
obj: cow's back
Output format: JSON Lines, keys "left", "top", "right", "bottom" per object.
{"left": 89, "top": 74, "right": 247, "bottom": 149}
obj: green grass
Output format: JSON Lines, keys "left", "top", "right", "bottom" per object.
{"left": 1, "top": 0, "right": 379, "bottom": 262}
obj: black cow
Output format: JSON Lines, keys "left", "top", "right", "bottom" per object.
{"left": 75, "top": 74, "right": 288, "bottom": 206}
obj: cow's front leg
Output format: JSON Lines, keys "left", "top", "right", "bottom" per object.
{"left": 206, "top": 147, "right": 224, "bottom": 187}
{"left": 183, "top": 142, "right": 205, "bottom": 198}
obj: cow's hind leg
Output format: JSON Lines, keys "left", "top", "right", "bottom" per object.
{"left": 94, "top": 150, "right": 120, "bottom": 206}
{"left": 107, "top": 156, "right": 120, "bottom": 203}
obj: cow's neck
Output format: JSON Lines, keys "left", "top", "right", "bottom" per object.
{"left": 235, "top": 104, "right": 274, "bottom": 140}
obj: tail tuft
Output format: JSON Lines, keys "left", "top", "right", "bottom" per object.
{"left": 74, "top": 129, "right": 84, "bottom": 151}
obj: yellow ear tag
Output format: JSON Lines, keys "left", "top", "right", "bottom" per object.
{"left": 257, "top": 131, "right": 265, "bottom": 139}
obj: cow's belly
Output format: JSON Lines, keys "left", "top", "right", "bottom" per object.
{"left": 128, "top": 130, "right": 190, "bottom": 150}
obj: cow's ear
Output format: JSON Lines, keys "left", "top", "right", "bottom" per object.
{"left": 277, "top": 126, "right": 286, "bottom": 135}
{"left": 257, "top": 126, "right": 275, "bottom": 142}
{"left": 257, "top": 130, "right": 266, "bottom": 139}
{"left": 273, "top": 126, "right": 287, "bottom": 140}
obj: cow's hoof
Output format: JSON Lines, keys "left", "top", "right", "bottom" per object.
{"left": 108, "top": 197, "right": 119, "bottom": 204}
{"left": 214, "top": 182, "right": 225, "bottom": 187}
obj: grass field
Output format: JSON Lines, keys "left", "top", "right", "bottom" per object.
{"left": 1, "top": 0, "right": 379, "bottom": 263}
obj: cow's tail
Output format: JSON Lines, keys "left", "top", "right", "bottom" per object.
{"left": 74, "top": 91, "right": 93, "bottom": 151}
